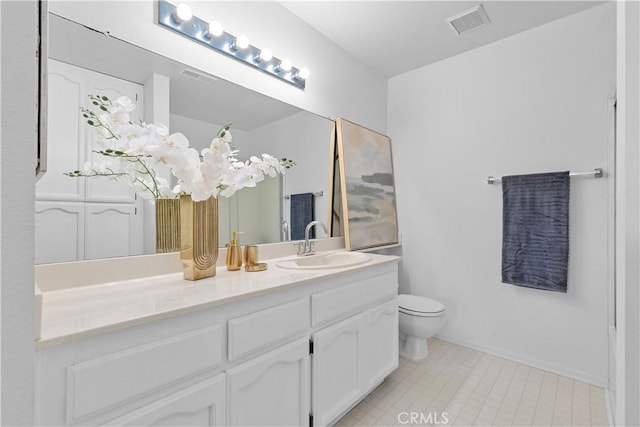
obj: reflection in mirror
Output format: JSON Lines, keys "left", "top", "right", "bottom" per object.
{"left": 329, "top": 131, "right": 344, "bottom": 238}
{"left": 35, "top": 13, "right": 333, "bottom": 264}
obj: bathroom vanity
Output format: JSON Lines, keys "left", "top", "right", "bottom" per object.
{"left": 35, "top": 248, "right": 400, "bottom": 426}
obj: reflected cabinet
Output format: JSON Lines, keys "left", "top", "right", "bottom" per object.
{"left": 36, "top": 59, "right": 144, "bottom": 264}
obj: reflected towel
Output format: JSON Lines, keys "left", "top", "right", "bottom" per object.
{"left": 501, "top": 171, "right": 570, "bottom": 292}
{"left": 290, "top": 193, "right": 315, "bottom": 241}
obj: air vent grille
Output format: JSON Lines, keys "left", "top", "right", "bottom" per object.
{"left": 447, "top": 4, "right": 490, "bottom": 35}
{"left": 180, "top": 69, "right": 218, "bottom": 85}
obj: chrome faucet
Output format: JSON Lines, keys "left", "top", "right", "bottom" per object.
{"left": 281, "top": 220, "right": 290, "bottom": 242}
{"left": 297, "top": 220, "right": 327, "bottom": 256}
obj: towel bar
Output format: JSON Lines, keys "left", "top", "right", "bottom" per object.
{"left": 284, "top": 191, "right": 323, "bottom": 199}
{"left": 487, "top": 168, "right": 603, "bottom": 184}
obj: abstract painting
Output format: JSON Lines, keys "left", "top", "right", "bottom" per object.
{"left": 336, "top": 118, "right": 399, "bottom": 251}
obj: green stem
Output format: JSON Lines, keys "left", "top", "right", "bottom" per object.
{"left": 64, "top": 170, "right": 128, "bottom": 179}
{"left": 94, "top": 151, "right": 161, "bottom": 198}
{"left": 83, "top": 108, "right": 119, "bottom": 141}
{"left": 131, "top": 156, "right": 160, "bottom": 197}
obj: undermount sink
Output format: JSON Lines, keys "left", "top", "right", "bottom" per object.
{"left": 276, "top": 251, "right": 372, "bottom": 270}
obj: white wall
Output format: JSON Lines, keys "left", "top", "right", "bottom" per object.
{"left": 388, "top": 4, "right": 615, "bottom": 385}
{"left": 615, "top": 2, "right": 640, "bottom": 425}
{"left": 143, "top": 73, "right": 171, "bottom": 254}
{"left": 250, "top": 111, "right": 334, "bottom": 232}
{"left": 170, "top": 114, "right": 250, "bottom": 152}
{"left": 48, "top": 1, "right": 388, "bottom": 133}
{"left": 0, "top": 1, "right": 37, "bottom": 424}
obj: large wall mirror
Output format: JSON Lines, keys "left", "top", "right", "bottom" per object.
{"left": 36, "top": 13, "right": 334, "bottom": 265}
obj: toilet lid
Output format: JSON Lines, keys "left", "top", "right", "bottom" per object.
{"left": 398, "top": 294, "right": 445, "bottom": 314}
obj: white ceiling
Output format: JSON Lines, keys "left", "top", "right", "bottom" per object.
{"left": 280, "top": 1, "right": 605, "bottom": 78}
{"left": 48, "top": 1, "right": 606, "bottom": 127}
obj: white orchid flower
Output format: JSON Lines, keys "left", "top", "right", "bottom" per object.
{"left": 165, "top": 132, "right": 189, "bottom": 149}
{"left": 70, "top": 95, "right": 290, "bottom": 201}
{"left": 109, "top": 96, "right": 136, "bottom": 113}
{"left": 149, "top": 123, "right": 169, "bottom": 138}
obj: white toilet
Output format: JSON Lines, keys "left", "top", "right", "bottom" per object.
{"left": 398, "top": 294, "right": 446, "bottom": 361}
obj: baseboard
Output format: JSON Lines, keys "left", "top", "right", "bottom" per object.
{"left": 436, "top": 333, "right": 607, "bottom": 387}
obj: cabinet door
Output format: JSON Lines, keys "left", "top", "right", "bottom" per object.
{"left": 39, "top": 59, "right": 143, "bottom": 204}
{"left": 312, "top": 314, "right": 365, "bottom": 427}
{"left": 227, "top": 338, "right": 310, "bottom": 427}
{"left": 85, "top": 77, "right": 143, "bottom": 203}
{"left": 85, "top": 203, "right": 143, "bottom": 259}
{"left": 108, "top": 374, "right": 226, "bottom": 426}
{"left": 363, "top": 298, "right": 399, "bottom": 391}
{"left": 36, "top": 60, "right": 86, "bottom": 202}
{"left": 35, "top": 201, "right": 84, "bottom": 264}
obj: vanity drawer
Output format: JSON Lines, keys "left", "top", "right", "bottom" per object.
{"left": 312, "top": 269, "right": 397, "bottom": 327}
{"left": 228, "top": 297, "right": 310, "bottom": 361}
{"left": 66, "top": 325, "right": 223, "bottom": 424}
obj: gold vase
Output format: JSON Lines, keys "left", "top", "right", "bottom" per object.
{"left": 155, "top": 198, "right": 181, "bottom": 253}
{"left": 180, "top": 195, "right": 219, "bottom": 280}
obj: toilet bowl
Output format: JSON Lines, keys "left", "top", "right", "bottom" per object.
{"left": 398, "top": 294, "right": 446, "bottom": 361}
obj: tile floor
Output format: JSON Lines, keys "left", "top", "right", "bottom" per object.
{"left": 336, "top": 338, "right": 609, "bottom": 427}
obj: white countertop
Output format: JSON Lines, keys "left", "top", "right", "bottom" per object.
{"left": 37, "top": 251, "right": 400, "bottom": 348}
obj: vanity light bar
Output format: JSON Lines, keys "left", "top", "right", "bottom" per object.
{"left": 157, "top": 0, "right": 307, "bottom": 90}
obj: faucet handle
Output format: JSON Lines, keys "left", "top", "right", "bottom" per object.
{"left": 295, "top": 242, "right": 305, "bottom": 256}
{"left": 308, "top": 241, "right": 316, "bottom": 255}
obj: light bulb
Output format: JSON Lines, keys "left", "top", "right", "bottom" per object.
{"left": 207, "top": 21, "right": 223, "bottom": 37}
{"left": 174, "top": 4, "right": 193, "bottom": 22}
{"left": 257, "top": 48, "right": 273, "bottom": 62}
{"left": 297, "top": 67, "right": 310, "bottom": 80}
{"left": 234, "top": 35, "right": 249, "bottom": 50}
{"left": 279, "top": 59, "right": 292, "bottom": 72}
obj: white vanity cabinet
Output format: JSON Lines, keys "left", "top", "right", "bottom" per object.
{"left": 108, "top": 374, "right": 227, "bottom": 426}
{"left": 36, "top": 257, "right": 399, "bottom": 427}
{"left": 227, "top": 338, "right": 310, "bottom": 426}
{"left": 312, "top": 313, "right": 367, "bottom": 426}
{"left": 37, "top": 324, "right": 226, "bottom": 426}
{"left": 363, "top": 299, "right": 400, "bottom": 391}
{"left": 312, "top": 299, "right": 399, "bottom": 426}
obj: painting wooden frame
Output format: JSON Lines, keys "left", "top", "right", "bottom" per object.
{"left": 335, "top": 118, "right": 399, "bottom": 251}
{"left": 327, "top": 121, "right": 344, "bottom": 238}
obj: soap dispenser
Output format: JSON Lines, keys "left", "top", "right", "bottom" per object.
{"left": 226, "top": 231, "right": 243, "bottom": 271}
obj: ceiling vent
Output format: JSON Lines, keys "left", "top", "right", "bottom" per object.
{"left": 180, "top": 68, "right": 218, "bottom": 85}
{"left": 447, "top": 4, "right": 491, "bottom": 35}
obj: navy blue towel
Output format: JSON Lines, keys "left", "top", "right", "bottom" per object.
{"left": 290, "top": 193, "right": 315, "bottom": 241}
{"left": 501, "top": 171, "right": 570, "bottom": 292}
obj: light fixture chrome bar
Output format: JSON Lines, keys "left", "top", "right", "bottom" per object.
{"left": 486, "top": 168, "right": 604, "bottom": 184}
{"left": 157, "top": 0, "right": 306, "bottom": 89}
